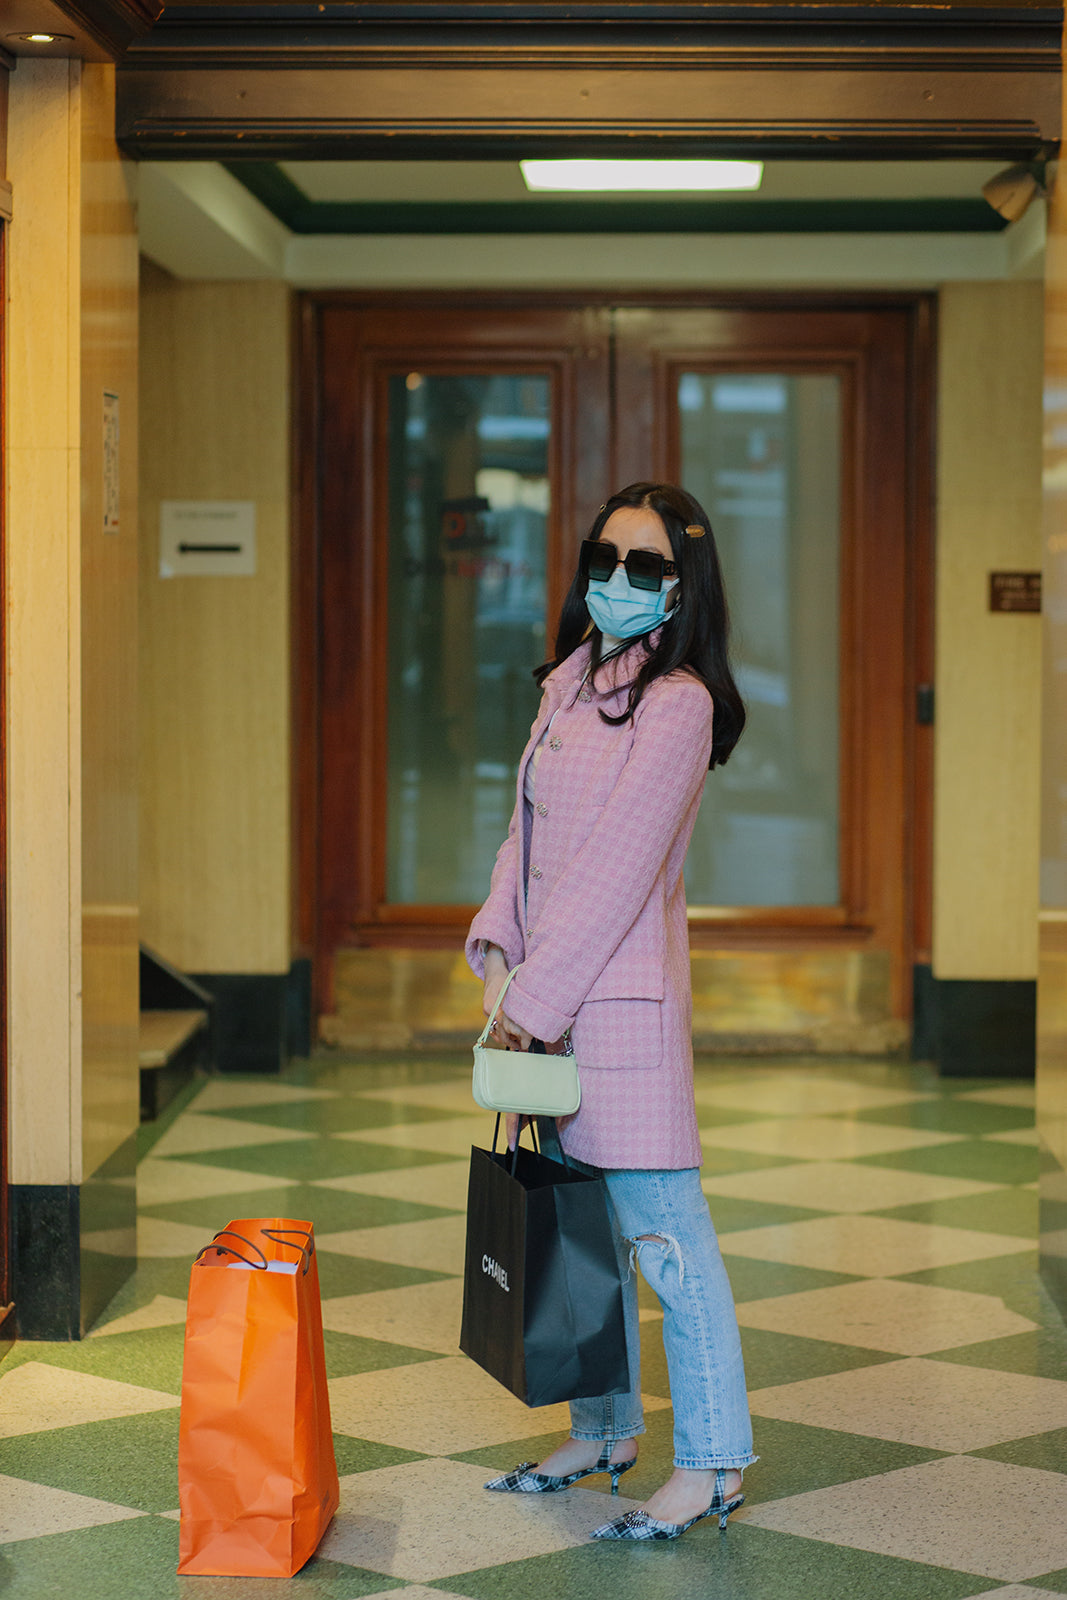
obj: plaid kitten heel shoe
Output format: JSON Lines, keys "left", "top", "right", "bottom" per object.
{"left": 485, "top": 1442, "right": 636, "bottom": 1496}
{"left": 591, "top": 1467, "right": 744, "bottom": 1541}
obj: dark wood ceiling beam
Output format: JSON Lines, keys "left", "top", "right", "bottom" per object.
{"left": 116, "top": 55, "right": 1060, "bottom": 159}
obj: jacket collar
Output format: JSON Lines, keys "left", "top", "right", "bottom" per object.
{"left": 544, "top": 630, "right": 664, "bottom": 703}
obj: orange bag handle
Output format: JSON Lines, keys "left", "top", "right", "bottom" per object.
{"left": 262, "top": 1226, "right": 314, "bottom": 1276}
{"left": 195, "top": 1230, "right": 270, "bottom": 1269}
{"left": 193, "top": 1226, "right": 315, "bottom": 1275}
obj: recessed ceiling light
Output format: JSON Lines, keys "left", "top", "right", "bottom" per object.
{"left": 520, "top": 159, "right": 763, "bottom": 193}
{"left": 10, "top": 30, "right": 73, "bottom": 41}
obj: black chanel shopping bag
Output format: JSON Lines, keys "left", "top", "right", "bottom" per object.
{"left": 460, "top": 1122, "right": 630, "bottom": 1407}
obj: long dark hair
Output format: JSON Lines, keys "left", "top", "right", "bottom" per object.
{"left": 536, "top": 482, "right": 745, "bottom": 769}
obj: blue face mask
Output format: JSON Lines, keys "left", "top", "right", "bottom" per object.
{"left": 585, "top": 566, "right": 679, "bottom": 641}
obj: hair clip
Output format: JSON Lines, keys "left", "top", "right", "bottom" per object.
{"left": 685, "top": 523, "right": 705, "bottom": 538}
{"left": 599, "top": 503, "right": 607, "bottom": 512}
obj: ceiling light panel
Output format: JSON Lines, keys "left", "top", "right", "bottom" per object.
{"left": 520, "top": 160, "right": 763, "bottom": 193}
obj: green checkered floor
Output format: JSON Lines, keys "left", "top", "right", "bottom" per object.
{"left": 3, "top": 1057, "right": 1067, "bottom": 1599}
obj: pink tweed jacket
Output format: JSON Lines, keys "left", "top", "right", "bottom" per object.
{"left": 466, "top": 638, "right": 713, "bottom": 1170}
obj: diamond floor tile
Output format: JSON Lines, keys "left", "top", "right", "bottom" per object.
{"left": 703, "top": 1160, "right": 1002, "bottom": 1215}
{"left": 317, "top": 1216, "right": 467, "bottom": 1274}
{"left": 149, "top": 1112, "right": 310, "bottom": 1157}
{"left": 0, "top": 1363, "right": 178, "bottom": 1438}
{"left": 313, "top": 1161, "right": 471, "bottom": 1212}
{"left": 359, "top": 1590, "right": 472, "bottom": 1600}
{"left": 693, "top": 1076, "right": 933, "bottom": 1117}
{"left": 701, "top": 1116, "right": 965, "bottom": 1161}
{"left": 0, "top": 1476, "right": 145, "bottom": 1543}
{"left": 86, "top": 1295, "right": 188, "bottom": 1337}
{"left": 191, "top": 1079, "right": 344, "bottom": 1112}
{"left": 0, "top": 1411, "right": 180, "bottom": 1513}
{"left": 337, "top": 1118, "right": 494, "bottom": 1159}
{"left": 5, "top": 1052, "right": 1066, "bottom": 1600}
{"left": 83, "top": 1216, "right": 211, "bottom": 1259}
{"left": 744, "top": 1455, "right": 1067, "bottom": 1583}
{"left": 328, "top": 1356, "right": 668, "bottom": 1454}
{"left": 344, "top": 1082, "right": 481, "bottom": 1115}
{"left": 957, "top": 1589, "right": 1067, "bottom": 1599}
{"left": 958, "top": 1086, "right": 1037, "bottom": 1108}
{"left": 137, "top": 1156, "right": 300, "bottom": 1206}
{"left": 749, "top": 1356, "right": 1067, "bottom": 1451}
{"left": 320, "top": 1459, "right": 627, "bottom": 1581}
{"left": 736, "top": 1278, "right": 1038, "bottom": 1354}
{"left": 720, "top": 1213, "right": 1034, "bottom": 1277}
{"left": 322, "top": 1280, "right": 463, "bottom": 1354}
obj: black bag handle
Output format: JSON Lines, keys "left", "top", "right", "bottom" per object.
{"left": 492, "top": 1112, "right": 541, "bottom": 1176}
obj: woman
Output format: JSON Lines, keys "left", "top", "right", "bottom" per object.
{"left": 466, "top": 481, "right": 757, "bottom": 1542}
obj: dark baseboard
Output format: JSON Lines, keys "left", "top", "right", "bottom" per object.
{"left": 913, "top": 965, "right": 1036, "bottom": 1077}
{"left": 286, "top": 957, "right": 313, "bottom": 1059}
{"left": 189, "top": 961, "right": 314, "bottom": 1074}
{"left": 10, "top": 1135, "right": 139, "bottom": 1340}
{"left": 190, "top": 971, "right": 288, "bottom": 1073}
{"left": 9, "top": 1184, "right": 81, "bottom": 1340}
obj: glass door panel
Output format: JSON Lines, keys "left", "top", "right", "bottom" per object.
{"left": 385, "top": 371, "right": 550, "bottom": 904}
{"left": 678, "top": 371, "right": 842, "bottom": 906}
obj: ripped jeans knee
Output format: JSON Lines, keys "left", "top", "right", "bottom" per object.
{"left": 624, "top": 1231, "right": 686, "bottom": 1284}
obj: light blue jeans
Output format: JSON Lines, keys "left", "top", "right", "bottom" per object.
{"left": 538, "top": 1120, "right": 757, "bottom": 1473}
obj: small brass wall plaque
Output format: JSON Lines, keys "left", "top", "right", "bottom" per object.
{"left": 989, "top": 572, "right": 1041, "bottom": 613}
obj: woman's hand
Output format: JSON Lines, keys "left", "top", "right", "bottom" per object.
{"left": 505, "top": 1112, "right": 530, "bottom": 1150}
{"left": 495, "top": 1008, "right": 532, "bottom": 1051}
{"left": 482, "top": 945, "right": 531, "bottom": 1050}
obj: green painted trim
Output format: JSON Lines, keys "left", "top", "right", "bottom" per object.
{"left": 223, "top": 163, "right": 1009, "bottom": 235}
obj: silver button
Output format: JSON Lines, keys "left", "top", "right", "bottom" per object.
{"left": 536, "top": 801, "right": 548, "bottom": 817}
{"left": 530, "top": 865, "right": 543, "bottom": 879}
{"left": 549, "top": 736, "right": 562, "bottom": 751}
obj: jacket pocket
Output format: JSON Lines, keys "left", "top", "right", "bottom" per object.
{"left": 571, "top": 999, "right": 663, "bottom": 1070}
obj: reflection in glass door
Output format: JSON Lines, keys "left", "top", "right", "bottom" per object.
{"left": 385, "top": 372, "right": 550, "bottom": 904}
{"left": 312, "top": 297, "right": 921, "bottom": 1026}
{"left": 678, "top": 371, "right": 842, "bottom": 907}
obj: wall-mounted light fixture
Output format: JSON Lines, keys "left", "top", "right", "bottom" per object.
{"left": 982, "top": 163, "right": 1048, "bottom": 224}
{"left": 520, "top": 159, "right": 763, "bottom": 193}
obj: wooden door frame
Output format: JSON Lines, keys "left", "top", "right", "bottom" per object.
{"left": 294, "top": 294, "right": 614, "bottom": 1011}
{"left": 295, "top": 289, "right": 934, "bottom": 1020}
{"left": 0, "top": 211, "right": 10, "bottom": 1330}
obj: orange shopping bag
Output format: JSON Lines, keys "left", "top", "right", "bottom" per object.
{"left": 177, "top": 1217, "right": 340, "bottom": 1577}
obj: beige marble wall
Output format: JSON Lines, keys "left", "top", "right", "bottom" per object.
{"left": 1040, "top": 134, "right": 1067, "bottom": 1301}
{"left": 138, "top": 274, "right": 291, "bottom": 975}
{"left": 5, "top": 61, "right": 139, "bottom": 1189}
{"left": 78, "top": 66, "right": 140, "bottom": 1182}
{"left": 934, "top": 282, "right": 1044, "bottom": 982}
{"left": 6, "top": 60, "right": 84, "bottom": 1187}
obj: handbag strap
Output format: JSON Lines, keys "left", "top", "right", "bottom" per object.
{"left": 475, "top": 967, "right": 520, "bottom": 1048}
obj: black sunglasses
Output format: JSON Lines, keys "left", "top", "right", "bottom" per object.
{"left": 579, "top": 539, "right": 678, "bottom": 593}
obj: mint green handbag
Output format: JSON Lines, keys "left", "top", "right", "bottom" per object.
{"left": 472, "top": 969, "right": 581, "bottom": 1117}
